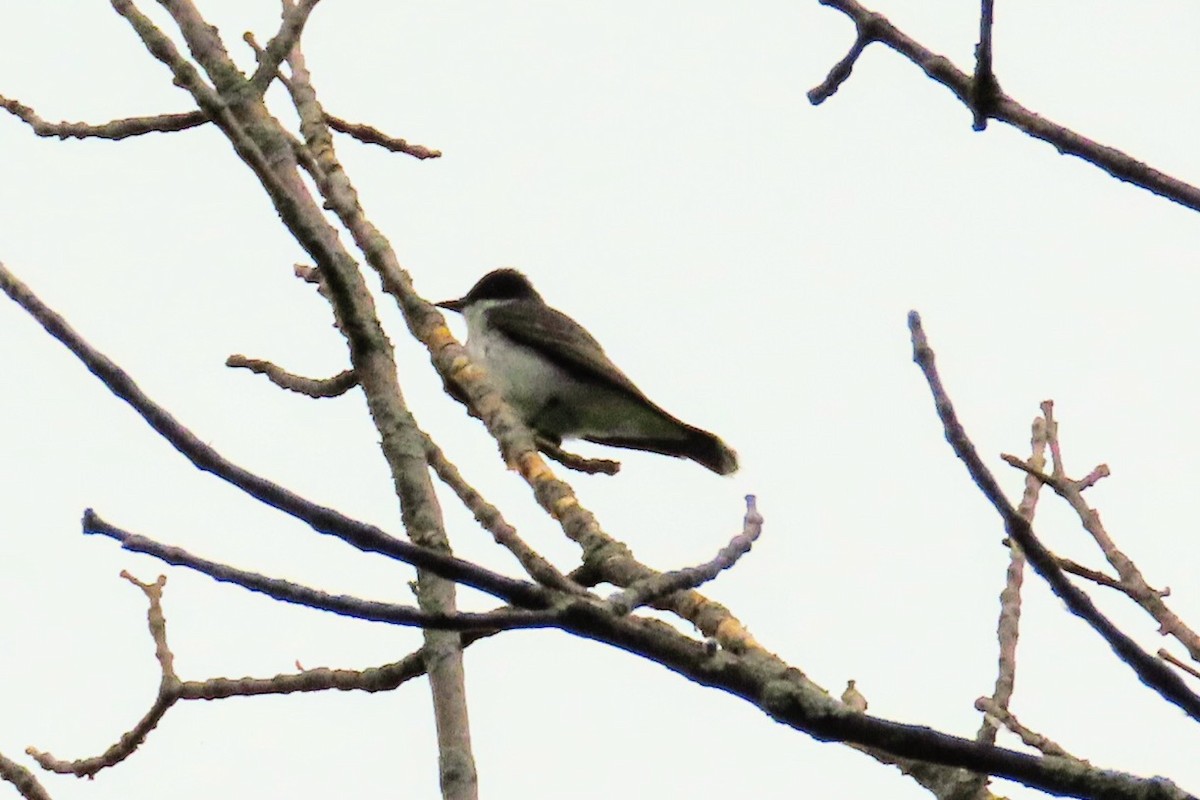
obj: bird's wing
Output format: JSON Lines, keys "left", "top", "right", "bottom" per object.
{"left": 485, "top": 300, "right": 652, "bottom": 401}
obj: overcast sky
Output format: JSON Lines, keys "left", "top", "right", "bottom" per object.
{"left": 3, "top": 2, "right": 1200, "bottom": 799}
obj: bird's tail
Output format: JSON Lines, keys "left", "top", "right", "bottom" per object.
{"left": 584, "top": 424, "right": 739, "bottom": 475}
{"left": 682, "top": 427, "right": 739, "bottom": 475}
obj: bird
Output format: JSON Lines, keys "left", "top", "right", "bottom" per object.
{"left": 437, "top": 269, "right": 738, "bottom": 475}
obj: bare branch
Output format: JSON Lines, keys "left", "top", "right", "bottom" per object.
{"left": 84, "top": 512, "right": 558, "bottom": 630}
{"left": 226, "top": 355, "right": 358, "bottom": 397}
{"left": 807, "top": 14, "right": 875, "bottom": 104}
{"left": 1053, "top": 555, "right": 1132, "bottom": 594}
{"left": 975, "top": 698, "right": 1082, "bottom": 762}
{"left": 248, "top": 0, "right": 321, "bottom": 94}
{"left": 28, "top": 573, "right": 180, "bottom": 778}
{"left": 1002, "top": 432, "right": 1200, "bottom": 661}
{"left": 1159, "top": 649, "right": 1200, "bottom": 682}
{"left": 324, "top": 114, "right": 442, "bottom": 158}
{"left": 84, "top": 509, "right": 552, "bottom": 622}
{"left": 243, "top": 32, "right": 441, "bottom": 160}
{"left": 176, "top": 634, "right": 499, "bottom": 700}
{"left": 976, "top": 413, "right": 1046, "bottom": 752}
{"left": 1077, "top": 463, "right": 1111, "bottom": 491}
{"left": 536, "top": 437, "right": 621, "bottom": 475}
{"left": 607, "top": 495, "right": 763, "bottom": 614}
{"left": 0, "top": 751, "right": 52, "bottom": 800}
{"left": 23, "top": 572, "right": 502, "bottom": 780}
{"left": 908, "top": 310, "right": 1200, "bottom": 721}
{"left": 811, "top": 0, "right": 1200, "bottom": 213}
{"left": 0, "top": 94, "right": 206, "bottom": 140}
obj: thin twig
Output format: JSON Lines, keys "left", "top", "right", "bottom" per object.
{"left": 1159, "top": 649, "right": 1200, "bottom": 681}
{"left": 226, "top": 355, "right": 358, "bottom": 397}
{"left": 0, "top": 94, "right": 206, "bottom": 140}
{"left": 537, "top": 437, "right": 620, "bottom": 476}
{"left": 1053, "top": 555, "right": 1131, "bottom": 594}
{"left": 974, "top": 698, "right": 1082, "bottom": 762}
{"left": 423, "top": 438, "right": 587, "bottom": 594}
{"left": 84, "top": 512, "right": 558, "bottom": 630}
{"left": 607, "top": 495, "right": 763, "bottom": 614}
{"left": 807, "top": 14, "right": 876, "bottom": 103}
{"left": 324, "top": 114, "right": 442, "bottom": 158}
{"left": 28, "top": 573, "right": 180, "bottom": 778}
{"left": 247, "top": 0, "right": 321, "bottom": 94}
{"left": 976, "top": 412, "right": 1045, "bottom": 750}
{"left": 178, "top": 631, "right": 500, "bottom": 699}
{"left": 908, "top": 310, "right": 1200, "bottom": 721}
{"left": 244, "top": 31, "right": 440, "bottom": 160}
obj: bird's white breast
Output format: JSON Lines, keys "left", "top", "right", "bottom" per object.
{"left": 463, "top": 300, "right": 564, "bottom": 417}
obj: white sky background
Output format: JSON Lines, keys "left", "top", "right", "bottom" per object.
{"left": 2, "top": 2, "right": 1199, "bottom": 798}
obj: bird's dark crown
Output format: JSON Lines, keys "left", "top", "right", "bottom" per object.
{"left": 463, "top": 269, "right": 542, "bottom": 304}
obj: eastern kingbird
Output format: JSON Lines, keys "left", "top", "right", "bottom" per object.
{"left": 437, "top": 269, "right": 738, "bottom": 475}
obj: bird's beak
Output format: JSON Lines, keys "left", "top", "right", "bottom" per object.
{"left": 436, "top": 297, "right": 466, "bottom": 313}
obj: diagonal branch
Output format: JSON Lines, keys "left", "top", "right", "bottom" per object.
{"left": 0, "top": 261, "right": 547, "bottom": 610}
{"left": 806, "top": 10, "right": 876, "bottom": 103}
{"left": 324, "top": 114, "right": 442, "bottom": 159}
{"left": 811, "top": 0, "right": 1200, "bottom": 213}
{"left": 84, "top": 511, "right": 560, "bottom": 631}
{"left": 908, "top": 310, "right": 1200, "bottom": 722}
{"left": 974, "top": 698, "right": 1081, "bottom": 762}
{"left": 0, "top": 751, "right": 52, "bottom": 800}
